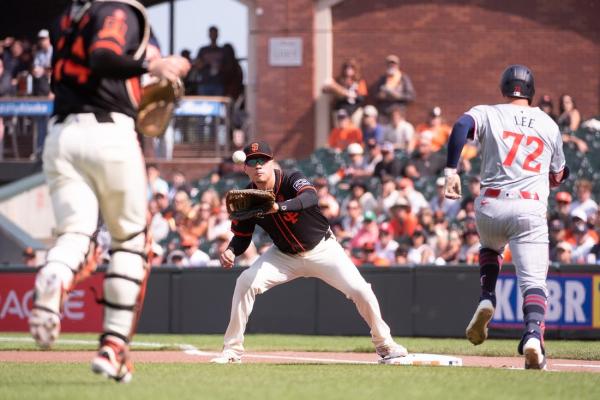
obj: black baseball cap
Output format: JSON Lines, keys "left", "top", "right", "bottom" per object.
{"left": 243, "top": 141, "right": 273, "bottom": 160}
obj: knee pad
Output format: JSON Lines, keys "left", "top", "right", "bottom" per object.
{"left": 103, "top": 250, "right": 146, "bottom": 339}
{"left": 46, "top": 233, "right": 92, "bottom": 272}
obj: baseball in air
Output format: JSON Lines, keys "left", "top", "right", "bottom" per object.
{"left": 232, "top": 150, "right": 246, "bottom": 164}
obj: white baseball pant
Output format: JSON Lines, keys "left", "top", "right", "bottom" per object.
{"left": 222, "top": 235, "right": 395, "bottom": 357}
{"left": 475, "top": 194, "right": 549, "bottom": 295}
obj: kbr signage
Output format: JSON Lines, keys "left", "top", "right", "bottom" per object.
{"left": 0, "top": 273, "right": 104, "bottom": 332}
{"left": 491, "top": 274, "right": 600, "bottom": 330}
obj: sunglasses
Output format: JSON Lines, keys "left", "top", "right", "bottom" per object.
{"left": 245, "top": 157, "right": 270, "bottom": 167}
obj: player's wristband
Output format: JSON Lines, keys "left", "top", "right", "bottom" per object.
{"left": 444, "top": 167, "right": 458, "bottom": 177}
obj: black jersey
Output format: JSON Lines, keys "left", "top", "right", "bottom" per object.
{"left": 51, "top": 1, "right": 149, "bottom": 118}
{"left": 231, "top": 169, "right": 330, "bottom": 254}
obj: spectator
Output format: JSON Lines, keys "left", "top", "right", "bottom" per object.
{"left": 570, "top": 179, "right": 598, "bottom": 219}
{"left": 322, "top": 58, "right": 367, "bottom": 127}
{"left": 375, "top": 221, "right": 399, "bottom": 264}
{"left": 195, "top": 26, "right": 225, "bottom": 95}
{"left": 359, "top": 241, "right": 390, "bottom": 267}
{"left": 338, "top": 199, "right": 363, "bottom": 240}
{"left": 537, "top": 94, "right": 556, "bottom": 121}
{"left": 550, "top": 191, "right": 572, "bottom": 227}
{"left": 382, "top": 105, "right": 415, "bottom": 152}
{"left": 375, "top": 54, "right": 416, "bottom": 116}
{"left": 554, "top": 241, "right": 573, "bottom": 264}
{"left": 396, "top": 177, "right": 428, "bottom": 215}
{"left": 378, "top": 174, "right": 401, "bottom": 217}
{"left": 373, "top": 141, "right": 403, "bottom": 180}
{"left": 200, "top": 188, "right": 222, "bottom": 214}
{"left": 206, "top": 200, "right": 231, "bottom": 241}
{"left": 181, "top": 236, "right": 210, "bottom": 267}
{"left": 328, "top": 109, "right": 362, "bottom": 151}
{"left": 147, "top": 164, "right": 169, "bottom": 200}
{"left": 549, "top": 219, "right": 567, "bottom": 262}
{"left": 558, "top": 94, "right": 587, "bottom": 153}
{"left": 315, "top": 177, "right": 340, "bottom": 221}
{"left": 415, "top": 106, "right": 451, "bottom": 152}
{"left": 459, "top": 227, "right": 480, "bottom": 264}
{"left": 365, "top": 142, "right": 383, "bottom": 176}
{"left": 340, "top": 180, "right": 377, "bottom": 216}
{"left": 172, "top": 190, "right": 207, "bottom": 240}
{"left": 567, "top": 210, "right": 596, "bottom": 263}
{"left": 0, "top": 58, "right": 16, "bottom": 161}
{"left": 361, "top": 105, "right": 384, "bottom": 146}
{"left": 430, "top": 176, "right": 460, "bottom": 220}
{"left": 149, "top": 198, "right": 169, "bottom": 244}
{"left": 439, "top": 229, "right": 462, "bottom": 264}
{"left": 22, "top": 247, "right": 37, "bottom": 267}
{"left": 403, "top": 133, "right": 446, "bottom": 179}
{"left": 388, "top": 196, "right": 418, "bottom": 239}
{"left": 166, "top": 249, "right": 187, "bottom": 267}
{"left": 394, "top": 243, "right": 411, "bottom": 266}
{"left": 3, "top": 39, "right": 29, "bottom": 80}
{"left": 351, "top": 210, "right": 380, "bottom": 248}
{"left": 168, "top": 170, "right": 191, "bottom": 201}
{"left": 33, "top": 29, "right": 52, "bottom": 70}
{"left": 221, "top": 43, "right": 244, "bottom": 101}
{"left": 407, "top": 228, "right": 435, "bottom": 265}
{"left": 341, "top": 142, "right": 372, "bottom": 181}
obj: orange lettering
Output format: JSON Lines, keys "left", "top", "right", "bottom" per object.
{"left": 98, "top": 9, "right": 128, "bottom": 46}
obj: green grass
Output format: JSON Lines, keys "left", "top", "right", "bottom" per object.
{"left": 1, "top": 362, "right": 599, "bottom": 400}
{"left": 2, "top": 332, "right": 600, "bottom": 360}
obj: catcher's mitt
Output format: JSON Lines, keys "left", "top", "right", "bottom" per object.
{"left": 226, "top": 189, "right": 276, "bottom": 221}
{"left": 136, "top": 78, "right": 184, "bottom": 137}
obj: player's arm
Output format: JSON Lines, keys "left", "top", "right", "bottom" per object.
{"left": 549, "top": 127, "right": 570, "bottom": 188}
{"left": 444, "top": 114, "right": 475, "bottom": 199}
{"left": 221, "top": 220, "right": 255, "bottom": 268}
{"left": 276, "top": 172, "right": 318, "bottom": 212}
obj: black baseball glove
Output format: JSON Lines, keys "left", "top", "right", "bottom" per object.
{"left": 225, "top": 189, "right": 276, "bottom": 220}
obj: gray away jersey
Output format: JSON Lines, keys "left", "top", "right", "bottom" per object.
{"left": 467, "top": 104, "right": 566, "bottom": 204}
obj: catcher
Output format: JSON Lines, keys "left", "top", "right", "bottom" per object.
{"left": 212, "top": 141, "right": 408, "bottom": 364}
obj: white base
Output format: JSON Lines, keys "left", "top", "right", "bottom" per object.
{"left": 380, "top": 353, "right": 463, "bottom": 367}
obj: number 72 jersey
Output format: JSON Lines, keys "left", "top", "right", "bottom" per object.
{"left": 466, "top": 104, "right": 566, "bottom": 205}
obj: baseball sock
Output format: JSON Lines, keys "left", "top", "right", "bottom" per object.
{"left": 522, "top": 287, "right": 547, "bottom": 337}
{"left": 478, "top": 248, "right": 502, "bottom": 307}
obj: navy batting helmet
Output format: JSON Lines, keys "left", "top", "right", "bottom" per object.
{"left": 499, "top": 65, "right": 535, "bottom": 104}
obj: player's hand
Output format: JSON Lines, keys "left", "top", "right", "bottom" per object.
{"left": 220, "top": 249, "right": 235, "bottom": 269}
{"left": 265, "top": 202, "right": 279, "bottom": 215}
{"left": 444, "top": 169, "right": 462, "bottom": 200}
{"left": 148, "top": 56, "right": 191, "bottom": 82}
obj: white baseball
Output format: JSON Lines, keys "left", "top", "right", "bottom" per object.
{"left": 232, "top": 150, "right": 246, "bottom": 164}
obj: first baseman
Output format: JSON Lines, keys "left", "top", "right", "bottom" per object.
{"left": 444, "top": 65, "right": 568, "bottom": 369}
{"left": 212, "top": 141, "right": 407, "bottom": 364}
{"left": 28, "top": 0, "right": 189, "bottom": 382}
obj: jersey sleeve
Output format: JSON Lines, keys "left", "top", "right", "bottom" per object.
{"left": 289, "top": 170, "right": 316, "bottom": 195}
{"left": 465, "top": 105, "right": 488, "bottom": 142}
{"left": 550, "top": 125, "right": 567, "bottom": 173}
{"left": 230, "top": 217, "right": 255, "bottom": 238}
{"left": 89, "top": 4, "right": 142, "bottom": 57}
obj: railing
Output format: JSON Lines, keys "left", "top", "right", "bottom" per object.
{"left": 0, "top": 96, "right": 232, "bottom": 160}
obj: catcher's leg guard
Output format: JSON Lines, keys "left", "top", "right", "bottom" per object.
{"left": 29, "top": 233, "right": 91, "bottom": 349}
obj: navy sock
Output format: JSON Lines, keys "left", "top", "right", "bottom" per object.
{"left": 523, "top": 287, "right": 546, "bottom": 336}
{"left": 479, "top": 248, "right": 502, "bottom": 307}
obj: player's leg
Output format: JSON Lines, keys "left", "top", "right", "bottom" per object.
{"left": 88, "top": 117, "right": 148, "bottom": 382}
{"left": 466, "top": 198, "right": 508, "bottom": 345}
{"left": 213, "top": 247, "right": 300, "bottom": 363}
{"left": 303, "top": 237, "right": 406, "bottom": 361}
{"left": 29, "top": 120, "right": 100, "bottom": 349}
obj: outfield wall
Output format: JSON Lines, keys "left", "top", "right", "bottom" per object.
{"left": 1, "top": 266, "right": 599, "bottom": 339}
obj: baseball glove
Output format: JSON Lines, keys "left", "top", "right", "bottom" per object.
{"left": 136, "top": 78, "right": 184, "bottom": 137}
{"left": 225, "top": 189, "right": 276, "bottom": 220}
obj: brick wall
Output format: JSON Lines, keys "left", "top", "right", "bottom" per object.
{"left": 331, "top": 0, "right": 600, "bottom": 128}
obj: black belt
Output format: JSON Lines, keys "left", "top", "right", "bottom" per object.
{"left": 54, "top": 112, "right": 114, "bottom": 124}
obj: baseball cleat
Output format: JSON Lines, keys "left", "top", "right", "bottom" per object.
{"left": 466, "top": 299, "right": 495, "bottom": 345}
{"left": 29, "top": 272, "right": 66, "bottom": 349}
{"left": 210, "top": 351, "right": 242, "bottom": 364}
{"left": 91, "top": 336, "right": 133, "bottom": 383}
{"left": 518, "top": 333, "right": 547, "bottom": 370}
{"left": 376, "top": 342, "right": 408, "bottom": 364}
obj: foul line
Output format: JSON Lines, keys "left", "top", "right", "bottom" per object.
{"left": 553, "top": 363, "right": 600, "bottom": 369}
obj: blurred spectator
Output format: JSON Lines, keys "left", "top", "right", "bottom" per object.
{"left": 396, "top": 177, "right": 428, "bottom": 214}
{"left": 149, "top": 197, "right": 169, "bottom": 244}
{"left": 22, "top": 247, "right": 37, "bottom": 267}
{"left": 181, "top": 236, "right": 210, "bottom": 267}
{"left": 0, "top": 57, "right": 15, "bottom": 161}
{"left": 359, "top": 241, "right": 390, "bottom": 267}
{"left": 403, "top": 133, "right": 446, "bottom": 179}
{"left": 166, "top": 249, "right": 187, "bottom": 266}
{"left": 570, "top": 179, "right": 598, "bottom": 219}
{"left": 537, "top": 94, "right": 556, "bottom": 121}
{"left": 407, "top": 228, "right": 435, "bottom": 265}
{"left": 195, "top": 26, "right": 225, "bottom": 95}
{"left": 439, "top": 229, "right": 462, "bottom": 264}
{"left": 328, "top": 109, "right": 362, "bottom": 151}
{"left": 315, "top": 177, "right": 340, "bottom": 221}
{"left": 558, "top": 94, "right": 587, "bottom": 153}
{"left": 173, "top": 190, "right": 207, "bottom": 240}
{"left": 200, "top": 188, "right": 222, "bottom": 214}
{"left": 549, "top": 219, "right": 567, "bottom": 262}
{"left": 554, "top": 241, "right": 573, "bottom": 264}
{"left": 206, "top": 200, "right": 231, "bottom": 242}
{"left": 33, "top": 29, "right": 52, "bottom": 69}
{"left": 394, "top": 243, "right": 411, "bottom": 265}
{"left": 3, "top": 39, "right": 29, "bottom": 80}
{"left": 338, "top": 199, "right": 363, "bottom": 239}
{"left": 342, "top": 142, "right": 372, "bottom": 180}
{"left": 373, "top": 142, "right": 403, "bottom": 180}
{"left": 459, "top": 226, "right": 480, "bottom": 264}
{"left": 388, "top": 197, "right": 418, "bottom": 238}
{"left": 150, "top": 242, "right": 165, "bottom": 267}
{"left": 374, "top": 54, "right": 416, "bottom": 116}
{"left": 361, "top": 105, "right": 384, "bottom": 146}
{"left": 221, "top": 43, "right": 244, "bottom": 101}
{"left": 429, "top": 176, "right": 460, "bottom": 220}
{"left": 567, "top": 210, "right": 596, "bottom": 263}
{"left": 378, "top": 174, "right": 401, "bottom": 217}
{"left": 340, "top": 180, "right": 377, "bottom": 216}
{"left": 322, "top": 58, "right": 367, "bottom": 127}
{"left": 168, "top": 170, "right": 192, "bottom": 201}
{"left": 549, "top": 191, "right": 572, "bottom": 227}
{"left": 382, "top": 105, "right": 415, "bottom": 152}
{"left": 351, "top": 210, "right": 380, "bottom": 248}
{"left": 365, "top": 142, "right": 383, "bottom": 175}
{"left": 415, "top": 106, "right": 451, "bottom": 152}
{"left": 147, "top": 164, "right": 169, "bottom": 200}
{"left": 375, "top": 221, "right": 399, "bottom": 264}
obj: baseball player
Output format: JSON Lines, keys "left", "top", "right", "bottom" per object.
{"left": 212, "top": 141, "right": 407, "bottom": 364}
{"left": 28, "top": 0, "right": 189, "bottom": 382}
{"left": 444, "top": 65, "right": 568, "bottom": 369}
